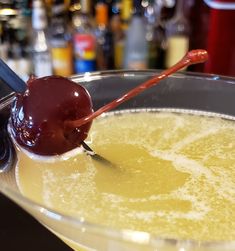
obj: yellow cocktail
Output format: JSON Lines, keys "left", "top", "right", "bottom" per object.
{"left": 16, "top": 109, "right": 235, "bottom": 249}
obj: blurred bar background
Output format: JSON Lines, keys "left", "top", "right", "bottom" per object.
{"left": 0, "top": 0, "right": 234, "bottom": 80}
{"left": 0, "top": 1, "right": 235, "bottom": 250}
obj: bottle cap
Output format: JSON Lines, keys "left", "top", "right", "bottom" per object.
{"left": 133, "top": 0, "right": 143, "bottom": 16}
{"left": 80, "top": 0, "right": 91, "bottom": 13}
{"left": 32, "top": 0, "right": 47, "bottom": 29}
{"left": 121, "top": 0, "right": 133, "bottom": 21}
{"left": 96, "top": 2, "right": 108, "bottom": 26}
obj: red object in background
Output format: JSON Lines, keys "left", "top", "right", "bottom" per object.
{"left": 189, "top": 0, "right": 235, "bottom": 77}
{"left": 204, "top": 0, "right": 235, "bottom": 76}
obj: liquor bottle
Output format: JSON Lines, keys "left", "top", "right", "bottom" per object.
{"left": 31, "top": 0, "right": 53, "bottom": 77}
{"left": 95, "top": 0, "right": 114, "bottom": 70}
{"left": 49, "top": 0, "right": 73, "bottom": 76}
{"left": 0, "top": 21, "right": 9, "bottom": 61}
{"left": 121, "top": 0, "right": 133, "bottom": 30}
{"left": 11, "top": 41, "right": 32, "bottom": 81}
{"left": 165, "top": 0, "right": 190, "bottom": 68}
{"left": 15, "top": 4, "right": 33, "bottom": 81}
{"left": 72, "top": 0, "right": 96, "bottom": 73}
{"left": 18, "top": 44, "right": 32, "bottom": 81}
{"left": 145, "top": 0, "right": 166, "bottom": 69}
{"left": 1, "top": 21, "right": 16, "bottom": 70}
{"left": 6, "top": 44, "right": 17, "bottom": 75}
{"left": 203, "top": 0, "right": 235, "bottom": 76}
{"left": 124, "top": 0, "right": 147, "bottom": 70}
{"left": 5, "top": 40, "right": 29, "bottom": 81}
{"left": 110, "top": 0, "right": 125, "bottom": 69}
{"left": 4, "top": 19, "right": 31, "bottom": 81}
{"left": 188, "top": 0, "right": 209, "bottom": 73}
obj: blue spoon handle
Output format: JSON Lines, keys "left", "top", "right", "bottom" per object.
{"left": 0, "top": 59, "right": 27, "bottom": 93}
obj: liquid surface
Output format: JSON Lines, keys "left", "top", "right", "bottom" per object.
{"left": 16, "top": 110, "right": 235, "bottom": 241}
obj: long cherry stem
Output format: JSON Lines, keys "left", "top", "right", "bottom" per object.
{"left": 66, "top": 49, "right": 208, "bottom": 129}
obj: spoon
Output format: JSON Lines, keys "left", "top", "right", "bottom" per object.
{"left": 0, "top": 58, "right": 25, "bottom": 172}
{"left": 81, "top": 141, "right": 116, "bottom": 167}
{"left": 0, "top": 59, "right": 111, "bottom": 172}
{"left": 0, "top": 113, "right": 16, "bottom": 173}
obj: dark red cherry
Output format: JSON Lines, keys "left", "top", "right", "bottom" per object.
{"left": 10, "top": 76, "right": 93, "bottom": 155}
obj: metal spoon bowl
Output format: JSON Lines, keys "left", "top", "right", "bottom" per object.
{"left": 0, "top": 84, "right": 16, "bottom": 173}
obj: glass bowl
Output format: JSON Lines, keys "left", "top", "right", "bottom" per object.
{"left": 0, "top": 70, "right": 235, "bottom": 251}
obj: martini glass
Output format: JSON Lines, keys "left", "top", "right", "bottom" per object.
{"left": 0, "top": 70, "right": 235, "bottom": 251}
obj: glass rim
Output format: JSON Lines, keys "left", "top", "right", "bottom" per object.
{"left": 1, "top": 69, "right": 235, "bottom": 249}
{"left": 1, "top": 183, "right": 235, "bottom": 249}
{"left": 70, "top": 69, "right": 235, "bottom": 83}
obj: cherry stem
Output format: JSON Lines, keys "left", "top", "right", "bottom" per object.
{"left": 66, "top": 49, "right": 208, "bottom": 129}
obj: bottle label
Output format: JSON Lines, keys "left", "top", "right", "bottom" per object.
{"left": 34, "top": 52, "right": 52, "bottom": 77}
{"left": 74, "top": 60, "right": 96, "bottom": 73}
{"left": 73, "top": 34, "right": 96, "bottom": 73}
{"left": 166, "top": 35, "right": 189, "bottom": 68}
{"left": 114, "top": 41, "right": 124, "bottom": 69}
{"left": 74, "top": 34, "right": 96, "bottom": 60}
{"left": 127, "top": 61, "right": 147, "bottom": 70}
{"left": 126, "top": 52, "right": 147, "bottom": 70}
{"left": 51, "top": 44, "right": 73, "bottom": 77}
{"left": 148, "top": 41, "right": 159, "bottom": 69}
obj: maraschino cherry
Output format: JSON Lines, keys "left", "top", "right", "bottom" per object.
{"left": 10, "top": 76, "right": 93, "bottom": 155}
{"left": 9, "top": 50, "right": 208, "bottom": 156}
